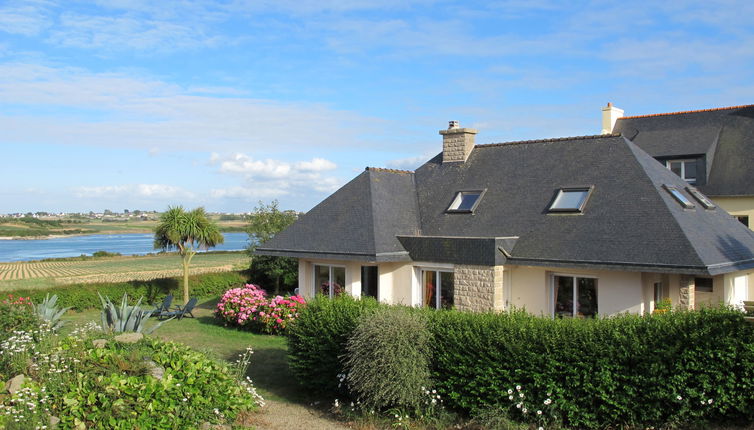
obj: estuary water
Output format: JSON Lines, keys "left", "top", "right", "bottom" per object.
{"left": 0, "top": 232, "right": 249, "bottom": 262}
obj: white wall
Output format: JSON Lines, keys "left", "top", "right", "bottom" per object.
{"left": 507, "top": 265, "right": 643, "bottom": 316}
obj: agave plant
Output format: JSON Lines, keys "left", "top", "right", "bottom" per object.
{"left": 98, "top": 293, "right": 172, "bottom": 334}
{"left": 33, "top": 293, "right": 71, "bottom": 331}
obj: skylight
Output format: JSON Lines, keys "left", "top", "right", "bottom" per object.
{"left": 548, "top": 188, "right": 592, "bottom": 213}
{"left": 686, "top": 187, "right": 716, "bottom": 210}
{"left": 663, "top": 185, "right": 695, "bottom": 209}
{"left": 447, "top": 190, "right": 484, "bottom": 213}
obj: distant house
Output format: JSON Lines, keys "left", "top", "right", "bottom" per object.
{"left": 605, "top": 103, "right": 754, "bottom": 230}
{"left": 258, "top": 119, "right": 754, "bottom": 316}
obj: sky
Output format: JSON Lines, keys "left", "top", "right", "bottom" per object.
{"left": 2, "top": 0, "right": 754, "bottom": 214}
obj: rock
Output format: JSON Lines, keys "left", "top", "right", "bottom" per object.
{"left": 92, "top": 339, "right": 108, "bottom": 349}
{"left": 199, "top": 423, "right": 230, "bottom": 430}
{"left": 5, "top": 374, "right": 25, "bottom": 395}
{"left": 145, "top": 360, "right": 164, "bottom": 380}
{"left": 49, "top": 415, "right": 61, "bottom": 429}
{"left": 113, "top": 333, "right": 144, "bottom": 344}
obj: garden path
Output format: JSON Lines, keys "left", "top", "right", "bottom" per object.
{"left": 249, "top": 400, "right": 352, "bottom": 430}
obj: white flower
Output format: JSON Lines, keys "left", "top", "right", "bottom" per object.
{"left": 516, "top": 403, "right": 522, "bottom": 409}
{"left": 537, "top": 410, "right": 542, "bottom": 415}
{"left": 516, "top": 385, "right": 522, "bottom": 391}
{"left": 522, "top": 408, "right": 528, "bottom": 414}
{"left": 507, "top": 389, "right": 513, "bottom": 394}
{"left": 519, "top": 393, "right": 524, "bottom": 398}
{"left": 677, "top": 395, "right": 682, "bottom": 401}
{"left": 508, "top": 395, "right": 514, "bottom": 400}
{"left": 544, "top": 398, "right": 552, "bottom": 405}
{"left": 708, "top": 399, "right": 713, "bottom": 404}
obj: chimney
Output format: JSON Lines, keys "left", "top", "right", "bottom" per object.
{"left": 440, "top": 120, "right": 478, "bottom": 163}
{"left": 601, "top": 102, "right": 624, "bottom": 134}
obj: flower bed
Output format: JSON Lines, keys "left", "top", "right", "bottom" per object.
{"left": 215, "top": 284, "right": 305, "bottom": 334}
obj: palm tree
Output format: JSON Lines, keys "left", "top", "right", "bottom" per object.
{"left": 154, "top": 206, "right": 224, "bottom": 304}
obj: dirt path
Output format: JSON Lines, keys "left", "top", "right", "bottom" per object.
{"left": 248, "top": 399, "right": 352, "bottom": 430}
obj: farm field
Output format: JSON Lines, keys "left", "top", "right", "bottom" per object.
{"left": 0, "top": 218, "right": 247, "bottom": 238}
{"left": 0, "top": 251, "right": 248, "bottom": 291}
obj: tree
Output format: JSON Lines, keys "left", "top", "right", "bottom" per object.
{"left": 247, "top": 201, "right": 299, "bottom": 295}
{"left": 154, "top": 206, "right": 224, "bottom": 304}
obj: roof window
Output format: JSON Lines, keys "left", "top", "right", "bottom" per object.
{"left": 447, "top": 190, "right": 484, "bottom": 213}
{"left": 548, "top": 187, "right": 592, "bottom": 213}
{"left": 663, "top": 185, "right": 695, "bottom": 209}
{"left": 686, "top": 187, "right": 715, "bottom": 210}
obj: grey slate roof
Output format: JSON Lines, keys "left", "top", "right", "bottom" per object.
{"left": 258, "top": 134, "right": 754, "bottom": 275}
{"left": 613, "top": 105, "right": 754, "bottom": 196}
{"left": 256, "top": 167, "right": 418, "bottom": 262}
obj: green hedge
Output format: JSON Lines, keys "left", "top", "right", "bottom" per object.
{"left": 288, "top": 300, "right": 754, "bottom": 429}
{"left": 7, "top": 271, "right": 248, "bottom": 310}
{"left": 286, "top": 294, "right": 380, "bottom": 396}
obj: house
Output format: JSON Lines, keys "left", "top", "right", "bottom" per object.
{"left": 257, "top": 120, "right": 754, "bottom": 316}
{"left": 604, "top": 103, "right": 754, "bottom": 230}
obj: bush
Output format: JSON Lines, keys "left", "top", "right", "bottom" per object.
{"left": 215, "top": 284, "right": 306, "bottom": 334}
{"left": 345, "top": 307, "right": 433, "bottom": 411}
{"left": 6, "top": 271, "right": 247, "bottom": 310}
{"left": 428, "top": 307, "right": 754, "bottom": 429}
{"left": 286, "top": 294, "right": 381, "bottom": 396}
{"left": 0, "top": 295, "right": 39, "bottom": 342}
{"left": 0, "top": 320, "right": 262, "bottom": 429}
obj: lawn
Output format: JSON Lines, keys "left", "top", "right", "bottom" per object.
{"left": 62, "top": 296, "right": 306, "bottom": 404}
{"left": 0, "top": 252, "right": 249, "bottom": 291}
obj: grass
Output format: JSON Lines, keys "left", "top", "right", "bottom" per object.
{"left": 0, "top": 251, "right": 249, "bottom": 290}
{"left": 62, "top": 296, "right": 306, "bottom": 404}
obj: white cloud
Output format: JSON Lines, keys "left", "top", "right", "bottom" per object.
{"left": 0, "top": 1, "right": 52, "bottom": 36}
{"left": 210, "top": 153, "right": 343, "bottom": 198}
{"left": 385, "top": 153, "right": 434, "bottom": 170}
{"left": 0, "top": 63, "right": 383, "bottom": 152}
{"left": 73, "top": 184, "right": 194, "bottom": 200}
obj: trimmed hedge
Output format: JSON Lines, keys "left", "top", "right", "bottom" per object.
{"left": 286, "top": 294, "right": 380, "bottom": 395}
{"left": 6, "top": 271, "right": 248, "bottom": 310}
{"left": 288, "top": 300, "right": 754, "bottom": 429}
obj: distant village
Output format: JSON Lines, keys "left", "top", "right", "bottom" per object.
{"left": 1, "top": 210, "right": 251, "bottom": 222}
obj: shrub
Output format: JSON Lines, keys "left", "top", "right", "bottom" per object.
{"left": 0, "top": 295, "right": 38, "bottom": 342}
{"left": 215, "top": 284, "right": 306, "bottom": 334}
{"left": 345, "top": 307, "right": 433, "bottom": 411}
{"left": 6, "top": 271, "right": 247, "bottom": 310}
{"left": 286, "top": 294, "right": 381, "bottom": 396}
{"left": 0, "top": 319, "right": 262, "bottom": 429}
{"left": 428, "top": 307, "right": 754, "bottom": 429}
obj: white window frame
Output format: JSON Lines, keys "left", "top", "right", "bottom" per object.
{"left": 313, "top": 264, "right": 346, "bottom": 298}
{"left": 550, "top": 273, "right": 599, "bottom": 318}
{"left": 665, "top": 159, "right": 697, "bottom": 183}
{"left": 446, "top": 189, "right": 486, "bottom": 213}
{"left": 548, "top": 186, "right": 593, "bottom": 213}
{"left": 421, "top": 269, "right": 454, "bottom": 309}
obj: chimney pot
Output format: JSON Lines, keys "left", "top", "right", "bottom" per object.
{"left": 448, "top": 120, "right": 460, "bottom": 129}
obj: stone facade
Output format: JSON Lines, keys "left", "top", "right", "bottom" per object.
{"left": 440, "top": 127, "right": 478, "bottom": 163}
{"left": 454, "top": 264, "right": 504, "bottom": 311}
{"left": 679, "top": 275, "right": 696, "bottom": 310}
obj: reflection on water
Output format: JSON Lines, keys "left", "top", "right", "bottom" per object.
{"left": 0, "top": 232, "right": 249, "bottom": 262}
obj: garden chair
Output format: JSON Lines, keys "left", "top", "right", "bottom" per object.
{"left": 150, "top": 294, "right": 173, "bottom": 317}
{"left": 159, "top": 297, "right": 198, "bottom": 320}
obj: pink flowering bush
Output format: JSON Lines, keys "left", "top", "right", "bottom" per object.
{"left": 215, "top": 284, "right": 305, "bottom": 334}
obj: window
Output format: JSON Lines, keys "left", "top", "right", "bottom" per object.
{"left": 361, "top": 266, "right": 378, "bottom": 299}
{"left": 665, "top": 159, "right": 697, "bottom": 184}
{"left": 548, "top": 187, "right": 593, "bottom": 213}
{"left": 695, "top": 277, "right": 713, "bottom": 293}
{"left": 447, "top": 190, "right": 484, "bottom": 213}
{"left": 422, "top": 269, "right": 454, "bottom": 309}
{"left": 314, "top": 264, "right": 345, "bottom": 298}
{"left": 736, "top": 216, "right": 750, "bottom": 228}
{"left": 553, "top": 275, "right": 597, "bottom": 318}
{"left": 663, "top": 185, "right": 695, "bottom": 209}
{"left": 685, "top": 187, "right": 715, "bottom": 210}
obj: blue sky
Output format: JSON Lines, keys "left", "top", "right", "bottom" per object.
{"left": 2, "top": 0, "right": 753, "bottom": 213}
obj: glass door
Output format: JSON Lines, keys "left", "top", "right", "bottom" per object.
{"left": 422, "top": 269, "right": 454, "bottom": 309}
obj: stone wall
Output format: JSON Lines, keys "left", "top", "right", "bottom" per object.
{"left": 679, "top": 275, "right": 696, "bottom": 310}
{"left": 454, "top": 264, "right": 504, "bottom": 312}
{"left": 440, "top": 128, "right": 477, "bottom": 163}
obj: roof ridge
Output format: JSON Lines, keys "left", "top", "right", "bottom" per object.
{"left": 365, "top": 167, "right": 415, "bottom": 174}
{"left": 476, "top": 133, "right": 620, "bottom": 148}
{"left": 620, "top": 104, "right": 754, "bottom": 120}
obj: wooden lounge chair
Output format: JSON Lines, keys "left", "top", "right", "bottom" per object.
{"left": 150, "top": 294, "right": 173, "bottom": 317}
{"left": 159, "top": 297, "right": 198, "bottom": 320}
